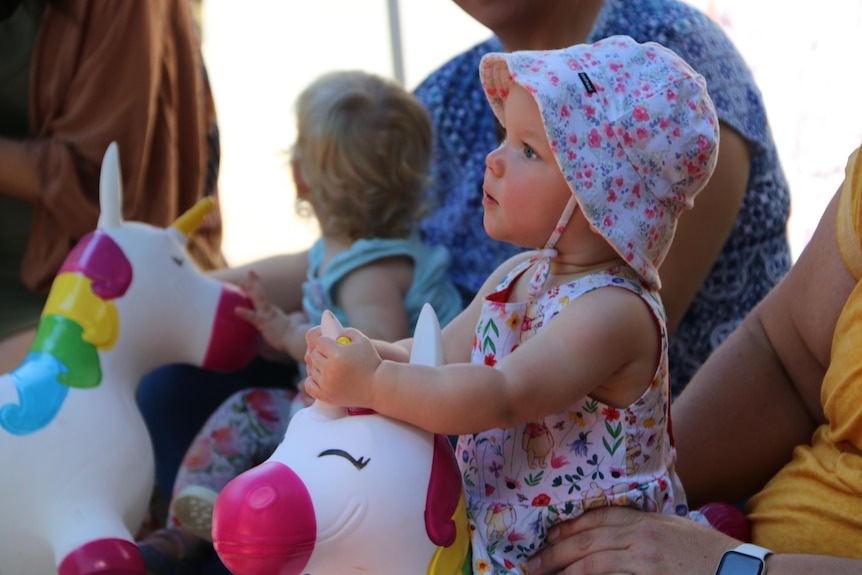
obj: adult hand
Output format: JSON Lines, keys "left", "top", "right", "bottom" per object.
{"left": 527, "top": 506, "right": 736, "bottom": 575}
{"left": 304, "top": 327, "right": 382, "bottom": 409}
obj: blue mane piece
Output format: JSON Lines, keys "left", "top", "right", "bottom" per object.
{"left": 0, "top": 352, "right": 71, "bottom": 436}
{"left": 0, "top": 314, "right": 101, "bottom": 436}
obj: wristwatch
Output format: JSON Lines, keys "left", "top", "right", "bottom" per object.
{"left": 715, "top": 543, "right": 773, "bottom": 575}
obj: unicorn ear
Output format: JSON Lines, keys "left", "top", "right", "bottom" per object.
{"left": 320, "top": 310, "right": 345, "bottom": 339}
{"left": 409, "top": 303, "right": 443, "bottom": 367}
{"left": 97, "top": 141, "right": 123, "bottom": 229}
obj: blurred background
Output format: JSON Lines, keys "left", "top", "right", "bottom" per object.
{"left": 199, "top": 0, "right": 862, "bottom": 267}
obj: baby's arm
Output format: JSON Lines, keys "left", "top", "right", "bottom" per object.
{"left": 335, "top": 256, "right": 413, "bottom": 342}
{"left": 308, "top": 275, "right": 657, "bottom": 435}
{"left": 212, "top": 251, "right": 309, "bottom": 313}
{"left": 309, "top": 250, "right": 529, "bottom": 368}
{"left": 303, "top": 253, "right": 519, "bottom": 408}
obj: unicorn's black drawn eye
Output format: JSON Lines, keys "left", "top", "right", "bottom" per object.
{"left": 171, "top": 255, "right": 184, "bottom": 266}
{"left": 318, "top": 449, "right": 370, "bottom": 470}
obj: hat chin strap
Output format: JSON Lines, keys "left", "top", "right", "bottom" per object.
{"left": 527, "top": 195, "right": 578, "bottom": 298}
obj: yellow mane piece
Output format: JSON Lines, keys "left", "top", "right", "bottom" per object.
{"left": 42, "top": 273, "right": 119, "bottom": 350}
{"left": 427, "top": 490, "right": 470, "bottom": 575}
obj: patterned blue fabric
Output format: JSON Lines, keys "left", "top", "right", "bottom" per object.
{"left": 414, "top": 0, "right": 791, "bottom": 395}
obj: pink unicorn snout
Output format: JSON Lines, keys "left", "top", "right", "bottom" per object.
{"left": 213, "top": 461, "right": 316, "bottom": 575}
{"left": 203, "top": 284, "right": 260, "bottom": 372}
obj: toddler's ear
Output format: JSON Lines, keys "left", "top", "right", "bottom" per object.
{"left": 291, "top": 158, "right": 311, "bottom": 199}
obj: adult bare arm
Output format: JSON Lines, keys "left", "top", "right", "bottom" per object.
{"left": 673, "top": 187, "right": 853, "bottom": 506}
{"left": 527, "top": 506, "right": 862, "bottom": 575}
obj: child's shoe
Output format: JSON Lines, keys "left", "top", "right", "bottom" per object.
{"left": 171, "top": 485, "right": 219, "bottom": 542}
{"left": 138, "top": 527, "right": 207, "bottom": 575}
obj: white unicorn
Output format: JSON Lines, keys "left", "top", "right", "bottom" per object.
{"left": 212, "top": 304, "right": 470, "bottom": 575}
{"left": 0, "top": 143, "right": 260, "bottom": 575}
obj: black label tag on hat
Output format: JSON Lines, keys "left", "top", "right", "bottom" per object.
{"left": 578, "top": 72, "right": 597, "bottom": 94}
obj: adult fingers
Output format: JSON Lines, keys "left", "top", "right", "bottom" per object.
{"left": 528, "top": 508, "right": 644, "bottom": 575}
{"left": 531, "top": 538, "right": 634, "bottom": 575}
{"left": 533, "top": 507, "right": 735, "bottom": 575}
{"left": 550, "top": 506, "right": 641, "bottom": 542}
{"left": 530, "top": 531, "right": 631, "bottom": 574}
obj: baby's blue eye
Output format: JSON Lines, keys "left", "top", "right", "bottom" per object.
{"left": 523, "top": 144, "right": 538, "bottom": 159}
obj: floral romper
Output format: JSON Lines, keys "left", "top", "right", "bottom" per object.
{"left": 457, "top": 257, "right": 687, "bottom": 574}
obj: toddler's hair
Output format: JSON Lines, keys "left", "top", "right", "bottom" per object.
{"left": 292, "top": 70, "right": 432, "bottom": 240}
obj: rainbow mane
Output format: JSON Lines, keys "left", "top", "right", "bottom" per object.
{"left": 0, "top": 232, "right": 130, "bottom": 436}
{"left": 0, "top": 141, "right": 259, "bottom": 575}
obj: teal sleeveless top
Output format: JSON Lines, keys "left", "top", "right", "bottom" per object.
{"left": 302, "top": 235, "right": 463, "bottom": 330}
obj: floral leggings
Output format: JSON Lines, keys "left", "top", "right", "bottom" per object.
{"left": 168, "top": 386, "right": 312, "bottom": 524}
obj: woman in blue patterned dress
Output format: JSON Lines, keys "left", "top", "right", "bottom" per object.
{"left": 415, "top": 0, "right": 791, "bottom": 396}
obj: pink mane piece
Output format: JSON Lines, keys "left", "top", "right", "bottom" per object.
{"left": 57, "top": 231, "right": 132, "bottom": 300}
{"left": 425, "top": 433, "right": 463, "bottom": 547}
{"left": 341, "top": 402, "right": 462, "bottom": 546}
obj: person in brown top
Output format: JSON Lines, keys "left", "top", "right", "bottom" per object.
{"left": 0, "top": 0, "right": 224, "bottom": 373}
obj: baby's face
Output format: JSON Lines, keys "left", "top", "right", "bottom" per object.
{"left": 481, "top": 84, "right": 572, "bottom": 249}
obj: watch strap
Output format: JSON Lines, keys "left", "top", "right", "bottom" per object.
{"left": 733, "top": 543, "right": 773, "bottom": 562}
{"left": 716, "top": 543, "right": 773, "bottom": 575}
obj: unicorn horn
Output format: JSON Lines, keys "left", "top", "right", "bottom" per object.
{"left": 171, "top": 197, "right": 215, "bottom": 239}
{"left": 97, "top": 142, "right": 123, "bottom": 229}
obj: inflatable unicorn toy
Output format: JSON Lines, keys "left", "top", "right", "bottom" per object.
{"left": 212, "top": 304, "right": 470, "bottom": 575}
{"left": 0, "top": 143, "right": 259, "bottom": 575}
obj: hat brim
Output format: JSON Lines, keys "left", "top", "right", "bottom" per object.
{"left": 479, "top": 54, "right": 516, "bottom": 129}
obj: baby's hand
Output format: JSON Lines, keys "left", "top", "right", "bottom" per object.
{"left": 304, "top": 325, "right": 323, "bottom": 358}
{"left": 304, "top": 327, "right": 381, "bottom": 409}
{"left": 236, "top": 271, "right": 307, "bottom": 356}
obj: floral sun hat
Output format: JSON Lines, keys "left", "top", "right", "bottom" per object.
{"left": 479, "top": 35, "right": 719, "bottom": 290}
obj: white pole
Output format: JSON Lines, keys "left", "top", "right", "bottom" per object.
{"left": 387, "top": 0, "right": 405, "bottom": 85}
